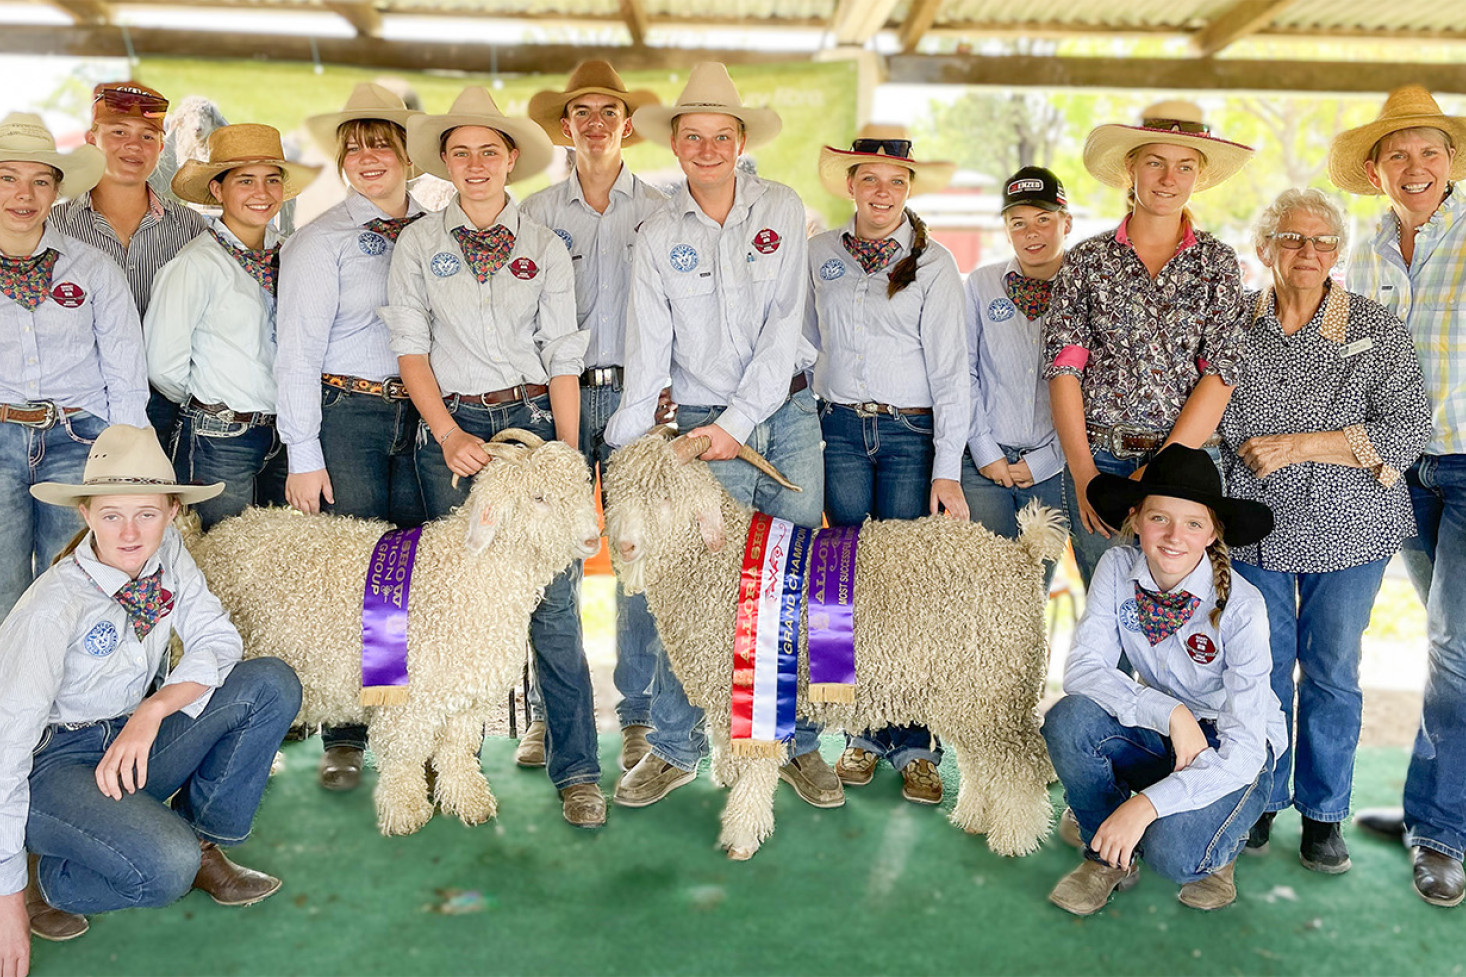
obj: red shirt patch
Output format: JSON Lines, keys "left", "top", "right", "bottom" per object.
{"left": 51, "top": 282, "right": 86, "bottom": 309}
{"left": 1185, "top": 633, "right": 1218, "bottom": 665}
{"left": 509, "top": 258, "right": 539, "bottom": 280}
{"left": 752, "top": 228, "right": 781, "bottom": 254}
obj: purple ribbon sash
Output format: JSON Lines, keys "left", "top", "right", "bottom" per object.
{"left": 360, "top": 526, "right": 422, "bottom": 705}
{"left": 807, "top": 525, "right": 859, "bottom": 703}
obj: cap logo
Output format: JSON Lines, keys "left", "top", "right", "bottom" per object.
{"left": 1007, "top": 178, "right": 1044, "bottom": 194}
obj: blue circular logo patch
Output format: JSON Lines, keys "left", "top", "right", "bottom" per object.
{"left": 987, "top": 298, "right": 1017, "bottom": 322}
{"left": 1119, "top": 598, "right": 1142, "bottom": 633}
{"left": 819, "top": 258, "right": 846, "bottom": 281}
{"left": 357, "top": 231, "right": 388, "bottom": 256}
{"left": 553, "top": 228, "right": 574, "bottom": 251}
{"left": 431, "top": 252, "right": 461, "bottom": 278}
{"left": 669, "top": 244, "right": 699, "bottom": 273}
{"left": 83, "top": 620, "right": 119, "bottom": 658}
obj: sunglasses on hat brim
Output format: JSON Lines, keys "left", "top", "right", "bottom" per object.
{"left": 94, "top": 88, "right": 169, "bottom": 119}
{"left": 1141, "top": 117, "right": 1211, "bottom": 136}
{"left": 850, "top": 138, "right": 912, "bottom": 159}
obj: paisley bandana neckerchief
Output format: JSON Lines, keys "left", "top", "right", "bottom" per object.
{"left": 209, "top": 229, "right": 280, "bottom": 297}
{"left": 841, "top": 233, "right": 901, "bottom": 275}
{"left": 115, "top": 569, "right": 173, "bottom": 641}
{"left": 0, "top": 249, "right": 59, "bottom": 310}
{"left": 1134, "top": 581, "right": 1201, "bottom": 647}
{"left": 1004, "top": 270, "right": 1053, "bottom": 320}
{"left": 363, "top": 214, "right": 423, "bottom": 243}
{"left": 451, "top": 225, "right": 516, "bottom": 282}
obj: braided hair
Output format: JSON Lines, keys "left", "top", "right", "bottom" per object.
{"left": 886, "top": 207, "right": 928, "bottom": 298}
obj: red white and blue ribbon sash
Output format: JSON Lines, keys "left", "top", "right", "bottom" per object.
{"left": 359, "top": 526, "right": 422, "bottom": 706}
{"left": 807, "top": 525, "right": 859, "bottom": 703}
{"left": 731, "top": 512, "right": 811, "bottom": 757}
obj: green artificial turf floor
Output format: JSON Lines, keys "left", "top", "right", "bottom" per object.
{"left": 27, "top": 738, "right": 1466, "bottom": 976}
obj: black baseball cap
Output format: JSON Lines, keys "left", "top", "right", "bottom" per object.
{"left": 1001, "top": 166, "right": 1067, "bottom": 213}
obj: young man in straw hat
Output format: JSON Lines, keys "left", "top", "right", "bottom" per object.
{"left": 144, "top": 123, "right": 320, "bottom": 531}
{"left": 1329, "top": 84, "right": 1466, "bottom": 908}
{"left": 0, "top": 111, "right": 148, "bottom": 621}
{"left": 0, "top": 425, "right": 300, "bottom": 972}
{"left": 604, "top": 62, "right": 840, "bottom": 810}
{"left": 521, "top": 60, "right": 669, "bottom": 775}
{"left": 51, "top": 82, "right": 209, "bottom": 450}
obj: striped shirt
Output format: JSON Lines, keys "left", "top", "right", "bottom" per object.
{"left": 1063, "top": 546, "right": 1287, "bottom": 818}
{"left": 50, "top": 187, "right": 208, "bottom": 317}
{"left": 1347, "top": 190, "right": 1466, "bottom": 455}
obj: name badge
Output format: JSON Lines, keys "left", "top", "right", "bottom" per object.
{"left": 1341, "top": 337, "right": 1373, "bottom": 358}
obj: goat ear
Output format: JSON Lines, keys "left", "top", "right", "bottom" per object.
{"left": 464, "top": 498, "right": 500, "bottom": 554}
{"left": 695, "top": 505, "right": 725, "bottom": 552}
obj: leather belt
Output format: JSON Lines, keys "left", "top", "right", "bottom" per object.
{"left": 187, "top": 397, "right": 276, "bottom": 427}
{"left": 0, "top": 402, "right": 83, "bottom": 428}
{"left": 581, "top": 366, "right": 623, "bottom": 388}
{"left": 789, "top": 374, "right": 809, "bottom": 397}
{"left": 450, "top": 383, "right": 550, "bottom": 408}
{"left": 322, "top": 373, "right": 411, "bottom": 402}
{"left": 1086, "top": 422, "right": 1221, "bottom": 460}
{"left": 840, "top": 401, "right": 933, "bottom": 420}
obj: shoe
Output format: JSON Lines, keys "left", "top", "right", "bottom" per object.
{"left": 269, "top": 750, "right": 286, "bottom": 777}
{"left": 192, "top": 843, "right": 282, "bottom": 906}
{"left": 514, "top": 720, "right": 547, "bottom": 768}
{"left": 560, "top": 784, "right": 607, "bottom": 828}
{"left": 1057, "top": 807, "right": 1083, "bottom": 849}
{"left": 1412, "top": 847, "right": 1466, "bottom": 907}
{"left": 25, "top": 855, "right": 87, "bottom": 942}
{"left": 1048, "top": 858, "right": 1140, "bottom": 915}
{"left": 835, "top": 747, "right": 878, "bottom": 786}
{"left": 779, "top": 750, "right": 846, "bottom": 808}
{"left": 318, "top": 745, "right": 364, "bottom": 791}
{"left": 619, "top": 725, "right": 653, "bottom": 774}
{"left": 613, "top": 754, "right": 696, "bottom": 808}
{"left": 1354, "top": 807, "right": 1407, "bottom": 841}
{"left": 900, "top": 758, "right": 944, "bottom": 805}
{"left": 1178, "top": 861, "right": 1237, "bottom": 911}
{"left": 1299, "top": 817, "right": 1351, "bottom": 874}
{"left": 1244, "top": 811, "right": 1276, "bottom": 855}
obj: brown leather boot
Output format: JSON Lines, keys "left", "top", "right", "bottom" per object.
{"left": 192, "top": 842, "right": 281, "bottom": 906}
{"left": 318, "top": 745, "right": 364, "bottom": 792}
{"left": 25, "top": 855, "right": 88, "bottom": 941}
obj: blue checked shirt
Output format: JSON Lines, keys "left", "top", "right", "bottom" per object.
{"left": 1063, "top": 546, "right": 1287, "bottom": 819}
{"left": 1347, "top": 189, "right": 1466, "bottom": 455}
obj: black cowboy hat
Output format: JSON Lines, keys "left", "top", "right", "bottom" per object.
{"left": 1086, "top": 444, "right": 1274, "bottom": 548}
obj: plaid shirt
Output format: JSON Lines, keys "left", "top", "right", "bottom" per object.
{"left": 1347, "top": 190, "right": 1466, "bottom": 455}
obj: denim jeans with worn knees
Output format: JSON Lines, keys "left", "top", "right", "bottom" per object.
{"left": 172, "top": 405, "right": 289, "bottom": 531}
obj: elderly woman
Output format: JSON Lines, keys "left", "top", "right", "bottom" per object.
{"left": 1220, "top": 187, "right": 1430, "bottom": 876}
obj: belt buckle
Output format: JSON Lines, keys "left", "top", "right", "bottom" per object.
{"left": 217, "top": 407, "right": 237, "bottom": 423}
{"left": 1108, "top": 422, "right": 1156, "bottom": 460}
{"left": 381, "top": 378, "right": 402, "bottom": 403}
{"left": 853, "top": 402, "right": 890, "bottom": 419}
{"left": 17, "top": 401, "right": 59, "bottom": 428}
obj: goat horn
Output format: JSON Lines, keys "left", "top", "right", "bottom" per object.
{"left": 736, "top": 443, "right": 802, "bottom": 492}
{"left": 490, "top": 428, "right": 545, "bottom": 449}
{"left": 672, "top": 434, "right": 711, "bottom": 465}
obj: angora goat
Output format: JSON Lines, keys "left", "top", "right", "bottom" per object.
{"left": 604, "top": 432, "right": 1066, "bottom": 860}
{"left": 186, "top": 430, "right": 598, "bottom": 836}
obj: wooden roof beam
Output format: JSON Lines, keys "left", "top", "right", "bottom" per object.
{"left": 898, "top": 0, "right": 942, "bottom": 53}
{"left": 1191, "top": 0, "right": 1298, "bottom": 57}
{"left": 617, "top": 0, "right": 648, "bottom": 46}
{"left": 323, "top": 0, "right": 381, "bottom": 39}
{"left": 828, "top": 0, "right": 899, "bottom": 46}
{"left": 42, "top": 0, "right": 111, "bottom": 25}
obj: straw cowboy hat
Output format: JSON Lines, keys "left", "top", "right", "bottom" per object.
{"left": 1083, "top": 100, "right": 1254, "bottom": 192}
{"left": 631, "top": 62, "right": 781, "bottom": 149}
{"left": 1087, "top": 444, "right": 1274, "bottom": 548}
{"left": 1327, "top": 85, "right": 1466, "bottom": 195}
{"left": 0, "top": 112, "right": 104, "bottom": 198}
{"left": 31, "top": 425, "right": 224, "bottom": 507}
{"left": 818, "top": 124, "right": 955, "bottom": 198}
{"left": 527, "top": 60, "right": 661, "bottom": 147}
{"left": 171, "top": 123, "right": 322, "bottom": 205}
{"left": 306, "top": 81, "right": 423, "bottom": 155}
{"left": 406, "top": 86, "right": 554, "bottom": 184}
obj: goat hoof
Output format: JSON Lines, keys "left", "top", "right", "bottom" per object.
{"left": 726, "top": 847, "right": 756, "bottom": 861}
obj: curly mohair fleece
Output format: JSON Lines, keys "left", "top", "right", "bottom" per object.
{"left": 185, "top": 438, "right": 598, "bottom": 837}
{"left": 605, "top": 434, "right": 1068, "bottom": 860}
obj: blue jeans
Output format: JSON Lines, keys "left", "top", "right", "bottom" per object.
{"left": 172, "top": 405, "right": 289, "bottom": 532}
{"left": 0, "top": 410, "right": 105, "bottom": 619}
{"left": 415, "top": 394, "right": 599, "bottom": 791}
{"left": 820, "top": 401, "right": 942, "bottom": 769}
{"left": 1401, "top": 454, "right": 1466, "bottom": 859}
{"left": 1234, "top": 558, "right": 1388, "bottom": 821}
{"left": 26, "top": 658, "right": 301, "bottom": 915}
{"left": 959, "top": 450, "right": 1064, "bottom": 592}
{"left": 146, "top": 387, "right": 179, "bottom": 457}
{"left": 646, "top": 391, "right": 826, "bottom": 771}
{"left": 1043, "top": 694, "right": 1272, "bottom": 884}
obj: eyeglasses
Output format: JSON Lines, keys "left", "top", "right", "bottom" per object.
{"left": 1142, "top": 117, "right": 1211, "bottom": 135}
{"left": 1270, "top": 232, "right": 1341, "bottom": 252}
{"left": 851, "top": 138, "right": 912, "bottom": 159}
{"left": 94, "top": 88, "right": 169, "bottom": 119}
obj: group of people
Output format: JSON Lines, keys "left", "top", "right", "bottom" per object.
{"left": 0, "top": 52, "right": 1462, "bottom": 973}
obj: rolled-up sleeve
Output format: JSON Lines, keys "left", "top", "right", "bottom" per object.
{"left": 1198, "top": 246, "right": 1247, "bottom": 387}
{"left": 1042, "top": 255, "right": 1092, "bottom": 381}
{"left": 532, "top": 239, "right": 588, "bottom": 379}
{"left": 160, "top": 533, "right": 242, "bottom": 717}
{"left": 380, "top": 225, "right": 433, "bottom": 357}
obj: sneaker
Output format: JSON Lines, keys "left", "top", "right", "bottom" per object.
{"left": 619, "top": 724, "right": 653, "bottom": 774}
{"left": 514, "top": 720, "right": 547, "bottom": 768}
{"left": 1244, "top": 811, "right": 1275, "bottom": 855}
{"left": 1299, "top": 817, "right": 1351, "bottom": 874}
{"left": 318, "top": 745, "right": 363, "bottom": 792}
{"left": 560, "top": 784, "right": 607, "bottom": 828}
{"left": 1178, "top": 861, "right": 1237, "bottom": 910}
{"left": 1057, "top": 807, "right": 1083, "bottom": 849}
{"left": 614, "top": 754, "right": 697, "bottom": 808}
{"left": 1048, "top": 858, "right": 1140, "bottom": 915}
{"left": 779, "top": 750, "right": 846, "bottom": 808}
{"left": 900, "top": 758, "right": 943, "bottom": 805}
{"left": 835, "top": 747, "right": 879, "bottom": 786}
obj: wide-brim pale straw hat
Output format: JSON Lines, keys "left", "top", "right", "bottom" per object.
{"left": 406, "top": 86, "right": 554, "bottom": 184}
{"left": 171, "top": 123, "right": 322, "bottom": 205}
{"left": 527, "top": 60, "right": 661, "bottom": 148}
{"left": 631, "top": 62, "right": 781, "bottom": 149}
{"left": 31, "top": 424, "right": 224, "bottom": 507}
{"left": 818, "top": 124, "right": 955, "bottom": 198}
{"left": 1327, "top": 85, "right": 1466, "bottom": 195}
{"left": 0, "top": 112, "right": 104, "bottom": 198}
{"left": 306, "top": 81, "right": 423, "bottom": 156}
{"left": 1083, "top": 100, "right": 1254, "bottom": 192}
